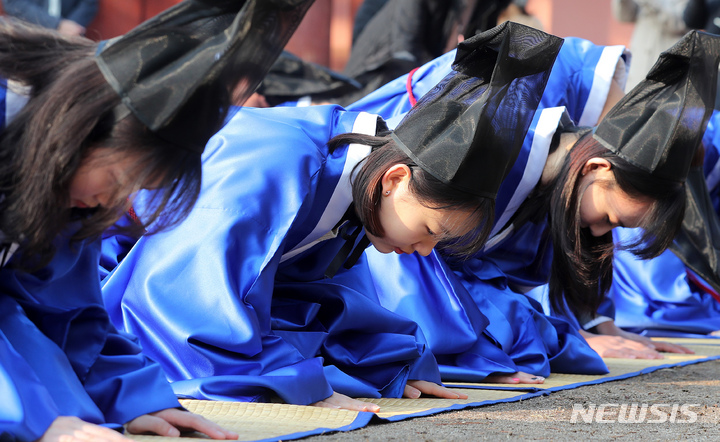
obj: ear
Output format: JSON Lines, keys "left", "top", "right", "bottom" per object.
{"left": 381, "top": 164, "right": 412, "bottom": 195}
{"left": 581, "top": 158, "right": 612, "bottom": 177}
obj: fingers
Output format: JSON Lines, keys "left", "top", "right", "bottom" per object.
{"left": 602, "top": 346, "right": 663, "bottom": 359}
{"left": 403, "top": 383, "right": 421, "bottom": 398}
{"left": 484, "top": 372, "right": 545, "bottom": 384}
{"left": 311, "top": 392, "right": 380, "bottom": 413}
{"left": 149, "top": 409, "right": 239, "bottom": 440}
{"left": 405, "top": 380, "right": 468, "bottom": 399}
{"left": 585, "top": 333, "right": 665, "bottom": 359}
{"left": 125, "top": 415, "right": 180, "bottom": 438}
{"left": 651, "top": 340, "right": 695, "bottom": 354}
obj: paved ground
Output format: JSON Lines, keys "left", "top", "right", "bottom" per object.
{"left": 302, "top": 359, "right": 720, "bottom": 441}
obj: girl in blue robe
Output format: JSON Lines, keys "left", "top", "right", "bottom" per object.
{"left": 362, "top": 30, "right": 719, "bottom": 380}
{"left": 0, "top": 0, "right": 308, "bottom": 438}
{"left": 0, "top": 45, "right": 228, "bottom": 442}
{"left": 100, "top": 23, "right": 562, "bottom": 410}
{"left": 607, "top": 111, "right": 720, "bottom": 337}
{"left": 529, "top": 112, "right": 720, "bottom": 348}
{"left": 354, "top": 36, "right": 627, "bottom": 382}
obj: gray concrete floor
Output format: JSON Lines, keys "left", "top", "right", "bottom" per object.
{"left": 301, "top": 359, "right": 720, "bottom": 441}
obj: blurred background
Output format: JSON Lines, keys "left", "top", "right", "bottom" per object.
{"left": 0, "top": 0, "right": 634, "bottom": 72}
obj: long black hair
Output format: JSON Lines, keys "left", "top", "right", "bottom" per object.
{"left": 544, "top": 130, "right": 686, "bottom": 318}
{"left": 0, "top": 18, "right": 202, "bottom": 269}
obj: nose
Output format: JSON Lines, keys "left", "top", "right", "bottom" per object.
{"left": 414, "top": 238, "right": 439, "bottom": 256}
{"left": 95, "top": 191, "right": 115, "bottom": 208}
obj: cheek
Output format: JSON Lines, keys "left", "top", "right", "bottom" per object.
{"left": 577, "top": 195, "right": 592, "bottom": 227}
{"left": 578, "top": 185, "right": 602, "bottom": 226}
{"left": 68, "top": 173, "right": 92, "bottom": 198}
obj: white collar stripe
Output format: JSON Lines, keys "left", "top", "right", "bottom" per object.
{"left": 485, "top": 106, "right": 565, "bottom": 250}
{"left": 579, "top": 45, "right": 627, "bottom": 127}
{"left": 280, "top": 112, "right": 375, "bottom": 262}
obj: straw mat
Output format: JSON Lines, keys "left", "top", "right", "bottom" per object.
{"left": 128, "top": 337, "right": 720, "bottom": 441}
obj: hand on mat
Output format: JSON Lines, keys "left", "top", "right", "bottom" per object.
{"left": 311, "top": 392, "right": 381, "bottom": 413}
{"left": 404, "top": 380, "right": 469, "bottom": 399}
{"left": 40, "top": 416, "right": 130, "bottom": 442}
{"left": 125, "top": 408, "right": 239, "bottom": 439}
{"left": 593, "top": 320, "right": 694, "bottom": 355}
{"left": 483, "top": 372, "right": 546, "bottom": 384}
{"left": 580, "top": 327, "right": 663, "bottom": 359}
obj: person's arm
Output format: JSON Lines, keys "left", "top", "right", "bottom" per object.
{"left": 64, "top": 0, "right": 99, "bottom": 28}
{"left": 100, "top": 108, "right": 343, "bottom": 407}
{"left": 592, "top": 320, "right": 694, "bottom": 354}
{"left": 0, "top": 335, "right": 60, "bottom": 440}
{"left": 2, "top": 0, "right": 62, "bottom": 29}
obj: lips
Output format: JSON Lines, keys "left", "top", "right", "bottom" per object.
{"left": 394, "top": 247, "right": 405, "bottom": 254}
{"left": 73, "top": 200, "right": 89, "bottom": 209}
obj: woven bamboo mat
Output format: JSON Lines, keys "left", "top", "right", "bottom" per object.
{"left": 127, "top": 338, "right": 720, "bottom": 441}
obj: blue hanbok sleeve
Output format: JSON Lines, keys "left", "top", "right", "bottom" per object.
{"left": 365, "top": 248, "right": 607, "bottom": 382}
{"left": 609, "top": 227, "right": 720, "bottom": 334}
{"left": 101, "top": 106, "right": 364, "bottom": 405}
{"left": 272, "top": 252, "right": 443, "bottom": 398}
{"left": 0, "top": 234, "right": 181, "bottom": 435}
{"left": 0, "top": 325, "right": 59, "bottom": 441}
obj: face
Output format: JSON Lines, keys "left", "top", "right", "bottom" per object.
{"left": 577, "top": 158, "right": 652, "bottom": 237}
{"left": 68, "top": 148, "right": 142, "bottom": 209}
{"left": 365, "top": 165, "right": 474, "bottom": 256}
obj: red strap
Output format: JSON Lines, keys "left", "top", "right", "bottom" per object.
{"left": 406, "top": 67, "right": 420, "bottom": 107}
{"left": 128, "top": 205, "right": 142, "bottom": 226}
{"left": 686, "top": 269, "right": 720, "bottom": 304}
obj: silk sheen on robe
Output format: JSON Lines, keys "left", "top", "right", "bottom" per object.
{"left": 357, "top": 37, "right": 628, "bottom": 380}
{"left": 0, "top": 80, "right": 183, "bottom": 440}
{"left": 101, "top": 105, "right": 442, "bottom": 405}
{"left": 607, "top": 111, "right": 720, "bottom": 336}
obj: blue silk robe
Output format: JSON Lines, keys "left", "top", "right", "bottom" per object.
{"left": 101, "top": 105, "right": 442, "bottom": 405}
{"left": 607, "top": 111, "right": 720, "bottom": 336}
{"left": 356, "top": 37, "right": 628, "bottom": 380}
{"left": 0, "top": 81, "right": 182, "bottom": 441}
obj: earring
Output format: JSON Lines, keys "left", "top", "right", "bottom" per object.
{"left": 384, "top": 190, "right": 390, "bottom": 196}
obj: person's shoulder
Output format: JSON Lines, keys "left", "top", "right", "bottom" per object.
{"left": 207, "top": 105, "right": 354, "bottom": 165}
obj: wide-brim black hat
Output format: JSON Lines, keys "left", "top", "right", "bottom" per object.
{"left": 390, "top": 21, "right": 563, "bottom": 198}
{"left": 96, "top": 0, "right": 314, "bottom": 153}
{"left": 593, "top": 30, "right": 720, "bottom": 182}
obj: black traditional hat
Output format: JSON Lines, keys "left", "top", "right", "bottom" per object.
{"left": 390, "top": 21, "right": 563, "bottom": 198}
{"left": 257, "top": 51, "right": 362, "bottom": 107}
{"left": 593, "top": 30, "right": 720, "bottom": 182}
{"left": 95, "top": 0, "right": 314, "bottom": 153}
